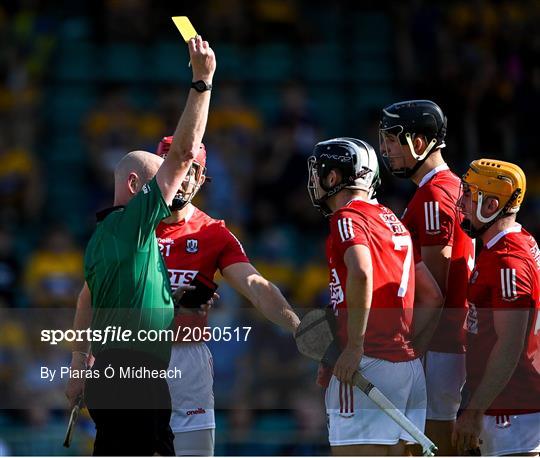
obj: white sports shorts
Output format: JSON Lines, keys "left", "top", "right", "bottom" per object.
{"left": 479, "top": 412, "right": 540, "bottom": 456}
{"left": 167, "top": 342, "right": 215, "bottom": 433}
{"left": 325, "top": 356, "right": 427, "bottom": 446}
{"left": 173, "top": 428, "right": 215, "bottom": 456}
{"left": 423, "top": 351, "right": 466, "bottom": 421}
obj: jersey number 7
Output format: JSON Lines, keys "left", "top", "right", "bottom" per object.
{"left": 392, "top": 235, "right": 412, "bottom": 297}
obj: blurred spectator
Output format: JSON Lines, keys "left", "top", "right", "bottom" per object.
{"left": 0, "top": 226, "right": 20, "bottom": 307}
{"left": 250, "top": 0, "right": 308, "bottom": 43}
{"left": 251, "top": 83, "right": 320, "bottom": 232}
{"left": 85, "top": 88, "right": 166, "bottom": 209}
{"left": 85, "top": 88, "right": 139, "bottom": 194}
{"left": 293, "top": 261, "right": 329, "bottom": 309}
{"left": 290, "top": 384, "right": 327, "bottom": 455}
{"left": 203, "top": 0, "right": 250, "bottom": 44}
{"left": 0, "top": 438, "right": 10, "bottom": 456}
{"left": 247, "top": 314, "right": 304, "bottom": 409}
{"left": 24, "top": 225, "right": 83, "bottom": 307}
{"left": 0, "top": 439, "right": 12, "bottom": 456}
{"left": 21, "top": 335, "right": 68, "bottom": 413}
{"left": 102, "top": 0, "right": 151, "bottom": 42}
{"left": 156, "top": 86, "right": 188, "bottom": 134}
{"left": 207, "top": 295, "right": 252, "bottom": 407}
{"left": 274, "top": 83, "right": 319, "bottom": 156}
{"left": 204, "top": 82, "right": 262, "bottom": 222}
{"left": 0, "top": 140, "right": 42, "bottom": 224}
{"left": 224, "top": 406, "right": 256, "bottom": 455}
{"left": 136, "top": 110, "right": 167, "bottom": 151}
{"left": 0, "top": 309, "right": 28, "bottom": 409}
{"left": 208, "top": 82, "right": 262, "bottom": 135}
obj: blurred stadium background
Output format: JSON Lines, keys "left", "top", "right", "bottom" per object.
{"left": 0, "top": 0, "right": 539, "bottom": 455}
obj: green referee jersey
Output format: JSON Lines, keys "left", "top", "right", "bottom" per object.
{"left": 84, "top": 177, "right": 173, "bottom": 362}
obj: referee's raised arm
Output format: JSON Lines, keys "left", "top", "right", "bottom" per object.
{"left": 75, "top": 35, "right": 217, "bottom": 457}
{"left": 157, "top": 35, "right": 216, "bottom": 205}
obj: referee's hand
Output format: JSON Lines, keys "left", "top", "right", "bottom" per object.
{"left": 66, "top": 378, "right": 85, "bottom": 409}
{"left": 65, "top": 353, "right": 87, "bottom": 408}
{"left": 188, "top": 35, "right": 216, "bottom": 83}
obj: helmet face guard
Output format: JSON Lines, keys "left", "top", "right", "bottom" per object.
{"left": 458, "top": 181, "right": 489, "bottom": 238}
{"left": 379, "top": 125, "right": 408, "bottom": 178}
{"left": 156, "top": 136, "right": 208, "bottom": 211}
{"left": 307, "top": 155, "right": 333, "bottom": 217}
{"left": 170, "top": 161, "right": 206, "bottom": 211}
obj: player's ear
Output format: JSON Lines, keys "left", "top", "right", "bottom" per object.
{"left": 413, "top": 136, "right": 426, "bottom": 155}
{"left": 127, "top": 172, "right": 140, "bottom": 195}
{"left": 327, "top": 169, "right": 342, "bottom": 187}
{"left": 485, "top": 196, "right": 500, "bottom": 215}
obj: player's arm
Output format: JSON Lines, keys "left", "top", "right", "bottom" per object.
{"left": 65, "top": 282, "right": 92, "bottom": 408}
{"left": 333, "top": 245, "right": 373, "bottom": 385}
{"left": 417, "top": 188, "right": 455, "bottom": 296}
{"left": 222, "top": 262, "right": 300, "bottom": 333}
{"left": 452, "top": 308, "right": 530, "bottom": 453}
{"left": 411, "top": 261, "right": 444, "bottom": 353}
{"left": 421, "top": 245, "right": 452, "bottom": 296}
{"left": 466, "top": 308, "right": 528, "bottom": 412}
{"left": 156, "top": 35, "right": 216, "bottom": 205}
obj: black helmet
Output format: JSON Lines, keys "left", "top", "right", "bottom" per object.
{"left": 379, "top": 100, "right": 447, "bottom": 178}
{"left": 307, "top": 137, "right": 380, "bottom": 217}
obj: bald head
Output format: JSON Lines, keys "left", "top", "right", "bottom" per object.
{"left": 113, "top": 150, "right": 163, "bottom": 205}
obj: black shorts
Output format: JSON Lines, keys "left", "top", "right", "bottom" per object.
{"left": 85, "top": 349, "right": 175, "bottom": 456}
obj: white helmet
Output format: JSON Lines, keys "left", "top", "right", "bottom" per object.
{"left": 307, "top": 137, "right": 381, "bottom": 216}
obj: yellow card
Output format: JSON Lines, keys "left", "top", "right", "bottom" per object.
{"left": 172, "top": 16, "right": 198, "bottom": 42}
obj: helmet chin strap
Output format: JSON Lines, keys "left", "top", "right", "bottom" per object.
{"left": 316, "top": 182, "right": 372, "bottom": 217}
{"left": 314, "top": 181, "right": 347, "bottom": 217}
{"left": 405, "top": 133, "right": 437, "bottom": 161}
{"left": 322, "top": 179, "right": 352, "bottom": 199}
{"left": 170, "top": 195, "right": 189, "bottom": 211}
{"left": 392, "top": 158, "right": 424, "bottom": 179}
{"left": 475, "top": 192, "right": 502, "bottom": 224}
{"left": 392, "top": 134, "right": 438, "bottom": 179}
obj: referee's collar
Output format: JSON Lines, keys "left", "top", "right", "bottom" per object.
{"left": 96, "top": 206, "right": 125, "bottom": 222}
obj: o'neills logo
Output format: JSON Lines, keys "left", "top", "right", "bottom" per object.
{"left": 186, "top": 408, "right": 206, "bottom": 416}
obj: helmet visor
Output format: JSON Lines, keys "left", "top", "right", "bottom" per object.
{"left": 379, "top": 125, "right": 409, "bottom": 176}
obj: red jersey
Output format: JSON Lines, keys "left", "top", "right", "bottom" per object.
{"left": 401, "top": 164, "right": 474, "bottom": 353}
{"left": 155, "top": 206, "right": 249, "bottom": 340}
{"left": 326, "top": 198, "right": 416, "bottom": 362}
{"left": 465, "top": 225, "right": 540, "bottom": 415}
